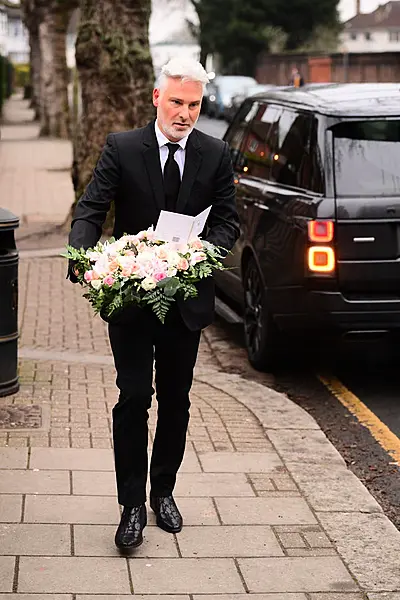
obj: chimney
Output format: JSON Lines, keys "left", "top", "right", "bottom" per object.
{"left": 356, "top": 0, "right": 361, "bottom": 14}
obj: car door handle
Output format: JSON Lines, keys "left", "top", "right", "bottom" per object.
{"left": 254, "top": 202, "right": 270, "bottom": 211}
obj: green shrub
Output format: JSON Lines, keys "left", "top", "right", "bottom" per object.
{"left": 0, "top": 55, "right": 14, "bottom": 116}
{"left": 13, "top": 63, "right": 30, "bottom": 89}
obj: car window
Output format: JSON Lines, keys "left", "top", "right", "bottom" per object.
{"left": 240, "top": 103, "right": 282, "bottom": 181}
{"left": 333, "top": 120, "right": 400, "bottom": 197}
{"left": 224, "top": 100, "right": 260, "bottom": 169}
{"left": 271, "top": 109, "right": 320, "bottom": 192}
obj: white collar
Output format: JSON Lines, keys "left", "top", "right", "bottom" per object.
{"left": 154, "top": 120, "right": 190, "bottom": 150}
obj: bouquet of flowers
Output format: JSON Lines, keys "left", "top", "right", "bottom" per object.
{"left": 63, "top": 227, "right": 227, "bottom": 323}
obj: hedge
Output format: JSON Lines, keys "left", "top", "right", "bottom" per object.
{"left": 0, "top": 54, "right": 13, "bottom": 116}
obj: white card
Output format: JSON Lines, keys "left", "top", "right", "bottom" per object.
{"left": 155, "top": 205, "right": 212, "bottom": 244}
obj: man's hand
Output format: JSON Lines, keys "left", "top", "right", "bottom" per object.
{"left": 66, "top": 259, "right": 79, "bottom": 284}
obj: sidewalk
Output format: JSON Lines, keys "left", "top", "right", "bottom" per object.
{"left": 0, "top": 94, "right": 74, "bottom": 248}
{"left": 0, "top": 95, "right": 400, "bottom": 597}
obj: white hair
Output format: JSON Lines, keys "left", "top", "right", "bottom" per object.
{"left": 156, "top": 57, "right": 209, "bottom": 91}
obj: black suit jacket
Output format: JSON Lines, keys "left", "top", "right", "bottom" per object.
{"left": 69, "top": 121, "right": 240, "bottom": 331}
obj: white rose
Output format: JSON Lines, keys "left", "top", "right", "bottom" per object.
{"left": 165, "top": 250, "right": 180, "bottom": 266}
{"left": 141, "top": 277, "right": 157, "bottom": 291}
{"left": 91, "top": 279, "right": 102, "bottom": 290}
{"left": 86, "top": 250, "right": 101, "bottom": 261}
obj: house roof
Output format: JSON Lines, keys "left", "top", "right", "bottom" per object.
{"left": 2, "top": 1, "right": 21, "bottom": 19}
{"left": 345, "top": 1, "right": 400, "bottom": 30}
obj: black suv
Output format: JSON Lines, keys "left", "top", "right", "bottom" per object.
{"left": 215, "top": 83, "right": 400, "bottom": 369}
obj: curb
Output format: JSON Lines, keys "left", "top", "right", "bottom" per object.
{"left": 195, "top": 369, "right": 400, "bottom": 593}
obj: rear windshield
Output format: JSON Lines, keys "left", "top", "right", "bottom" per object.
{"left": 333, "top": 120, "right": 400, "bottom": 197}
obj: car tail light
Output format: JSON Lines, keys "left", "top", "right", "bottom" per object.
{"left": 308, "top": 246, "right": 335, "bottom": 273}
{"left": 308, "top": 220, "right": 334, "bottom": 243}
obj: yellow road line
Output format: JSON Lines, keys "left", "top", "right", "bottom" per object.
{"left": 318, "top": 375, "right": 400, "bottom": 465}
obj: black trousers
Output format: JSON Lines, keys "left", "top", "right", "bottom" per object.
{"left": 108, "top": 305, "right": 201, "bottom": 507}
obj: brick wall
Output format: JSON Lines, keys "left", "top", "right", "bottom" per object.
{"left": 256, "top": 51, "right": 400, "bottom": 85}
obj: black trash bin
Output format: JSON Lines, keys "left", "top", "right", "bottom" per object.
{"left": 0, "top": 208, "right": 19, "bottom": 397}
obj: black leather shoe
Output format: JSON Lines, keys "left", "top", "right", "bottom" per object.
{"left": 115, "top": 504, "right": 147, "bottom": 549}
{"left": 150, "top": 495, "right": 183, "bottom": 533}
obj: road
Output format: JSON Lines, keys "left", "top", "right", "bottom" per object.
{"left": 199, "top": 114, "right": 400, "bottom": 531}
{"left": 196, "top": 115, "right": 229, "bottom": 139}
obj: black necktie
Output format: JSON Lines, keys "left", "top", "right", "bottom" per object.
{"left": 163, "top": 143, "right": 181, "bottom": 212}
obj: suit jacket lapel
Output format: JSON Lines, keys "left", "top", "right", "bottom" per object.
{"left": 176, "top": 129, "right": 202, "bottom": 213}
{"left": 141, "top": 121, "right": 165, "bottom": 211}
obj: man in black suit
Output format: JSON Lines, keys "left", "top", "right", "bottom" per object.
{"left": 68, "top": 57, "right": 239, "bottom": 550}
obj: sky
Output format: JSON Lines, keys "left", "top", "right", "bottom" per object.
{"left": 339, "top": 0, "right": 382, "bottom": 21}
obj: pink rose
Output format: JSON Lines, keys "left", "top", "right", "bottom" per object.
{"left": 84, "top": 270, "right": 93, "bottom": 282}
{"left": 156, "top": 247, "right": 169, "bottom": 260}
{"left": 154, "top": 272, "right": 167, "bottom": 282}
{"left": 103, "top": 275, "right": 115, "bottom": 286}
{"left": 190, "top": 238, "right": 203, "bottom": 250}
{"left": 177, "top": 258, "right": 189, "bottom": 271}
{"left": 108, "top": 258, "right": 119, "bottom": 272}
{"left": 191, "top": 252, "right": 207, "bottom": 264}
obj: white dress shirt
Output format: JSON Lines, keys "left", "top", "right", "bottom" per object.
{"left": 154, "top": 120, "right": 190, "bottom": 179}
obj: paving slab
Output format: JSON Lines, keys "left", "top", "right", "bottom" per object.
{"left": 198, "top": 451, "right": 283, "bottom": 473}
{"left": 319, "top": 512, "right": 400, "bottom": 591}
{"left": 195, "top": 372, "right": 319, "bottom": 430}
{"left": 18, "top": 556, "right": 131, "bottom": 594}
{"left": 74, "top": 524, "right": 178, "bottom": 557}
{"left": 193, "top": 596, "right": 308, "bottom": 600}
{"left": 238, "top": 557, "right": 358, "bottom": 593}
{"left": 0, "top": 524, "right": 70, "bottom": 555}
{"left": 177, "top": 525, "right": 284, "bottom": 557}
{"left": 72, "top": 471, "right": 116, "bottom": 496}
{"left": 147, "top": 497, "right": 219, "bottom": 526}
{"left": 287, "top": 462, "right": 382, "bottom": 513}
{"left": 174, "top": 473, "right": 254, "bottom": 497}
{"left": 309, "top": 595, "right": 365, "bottom": 600}
{"left": 0, "top": 495, "right": 23, "bottom": 522}
{"left": 30, "top": 448, "right": 114, "bottom": 471}
{"left": 77, "top": 596, "right": 189, "bottom": 600}
{"left": 215, "top": 497, "right": 317, "bottom": 525}
{"left": 0, "top": 596, "right": 72, "bottom": 600}
{"left": 0, "top": 470, "right": 70, "bottom": 494}
{"left": 24, "top": 495, "right": 120, "bottom": 524}
{"left": 0, "top": 557, "right": 15, "bottom": 592}
{"left": 0, "top": 449, "right": 28, "bottom": 469}
{"left": 128, "top": 558, "right": 244, "bottom": 594}
{"left": 180, "top": 451, "right": 202, "bottom": 472}
{"left": 368, "top": 595, "right": 400, "bottom": 600}
{"left": 266, "top": 430, "right": 345, "bottom": 465}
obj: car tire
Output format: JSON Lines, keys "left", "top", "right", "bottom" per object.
{"left": 243, "top": 258, "right": 288, "bottom": 371}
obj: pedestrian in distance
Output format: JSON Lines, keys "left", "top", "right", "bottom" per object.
{"left": 289, "top": 66, "right": 305, "bottom": 87}
{"left": 67, "top": 56, "right": 240, "bottom": 550}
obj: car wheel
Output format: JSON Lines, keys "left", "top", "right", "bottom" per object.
{"left": 243, "top": 258, "right": 287, "bottom": 371}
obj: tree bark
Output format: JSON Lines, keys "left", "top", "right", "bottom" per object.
{"left": 38, "top": 2, "right": 76, "bottom": 138}
{"left": 21, "top": 0, "right": 41, "bottom": 120}
{"left": 72, "top": 0, "right": 154, "bottom": 209}
{"left": 21, "top": 0, "right": 78, "bottom": 138}
{"left": 29, "top": 27, "right": 41, "bottom": 120}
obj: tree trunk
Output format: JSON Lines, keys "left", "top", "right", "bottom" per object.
{"left": 21, "top": 0, "right": 78, "bottom": 138}
{"left": 29, "top": 27, "right": 41, "bottom": 120}
{"left": 38, "top": 4, "right": 74, "bottom": 138}
{"left": 21, "top": 0, "right": 41, "bottom": 120}
{"left": 72, "top": 0, "right": 154, "bottom": 214}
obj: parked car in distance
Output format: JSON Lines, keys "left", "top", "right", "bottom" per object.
{"left": 215, "top": 83, "right": 400, "bottom": 369}
{"left": 207, "top": 75, "right": 257, "bottom": 120}
{"left": 225, "top": 84, "right": 276, "bottom": 122}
